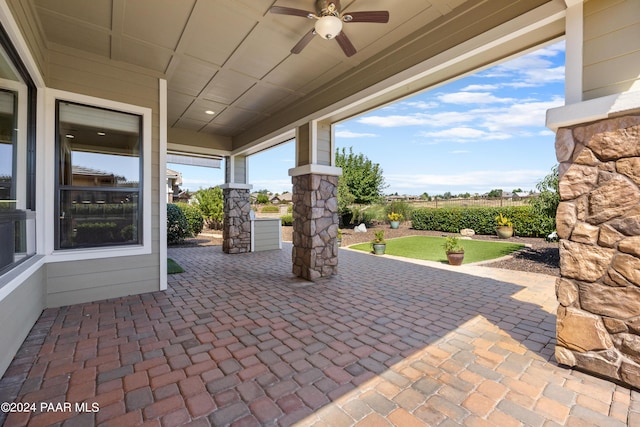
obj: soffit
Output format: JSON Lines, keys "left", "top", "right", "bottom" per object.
{"left": 30, "top": 0, "right": 559, "bottom": 150}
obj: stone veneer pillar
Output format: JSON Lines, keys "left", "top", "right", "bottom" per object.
{"left": 291, "top": 174, "right": 339, "bottom": 281}
{"left": 555, "top": 114, "right": 640, "bottom": 387}
{"left": 222, "top": 187, "right": 252, "bottom": 254}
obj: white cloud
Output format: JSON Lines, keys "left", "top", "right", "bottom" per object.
{"left": 357, "top": 110, "right": 475, "bottom": 128}
{"left": 385, "top": 169, "right": 548, "bottom": 193}
{"left": 403, "top": 100, "right": 438, "bottom": 109}
{"left": 460, "top": 84, "right": 498, "bottom": 91}
{"left": 335, "top": 130, "right": 378, "bottom": 138}
{"left": 418, "top": 127, "right": 511, "bottom": 141}
{"left": 479, "top": 97, "right": 564, "bottom": 132}
{"left": 438, "top": 91, "right": 515, "bottom": 105}
{"left": 480, "top": 41, "right": 565, "bottom": 86}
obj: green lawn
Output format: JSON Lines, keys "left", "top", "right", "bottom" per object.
{"left": 167, "top": 258, "right": 185, "bottom": 274}
{"left": 349, "top": 236, "right": 524, "bottom": 264}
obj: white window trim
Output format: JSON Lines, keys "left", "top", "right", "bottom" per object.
{"left": 43, "top": 88, "right": 152, "bottom": 261}
{"left": 0, "top": 78, "right": 28, "bottom": 210}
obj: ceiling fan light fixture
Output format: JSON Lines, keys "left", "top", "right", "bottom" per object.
{"left": 314, "top": 15, "right": 342, "bottom": 39}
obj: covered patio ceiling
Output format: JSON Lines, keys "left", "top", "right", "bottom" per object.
{"left": 30, "top": 0, "right": 565, "bottom": 154}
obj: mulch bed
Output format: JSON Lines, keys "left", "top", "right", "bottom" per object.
{"left": 173, "top": 223, "right": 560, "bottom": 277}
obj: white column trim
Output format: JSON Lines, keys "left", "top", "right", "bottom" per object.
{"left": 288, "top": 164, "right": 342, "bottom": 177}
{"left": 564, "top": 0, "right": 583, "bottom": 104}
{"left": 309, "top": 120, "right": 318, "bottom": 165}
{"left": 159, "top": 79, "right": 167, "bottom": 291}
{"left": 546, "top": 90, "right": 640, "bottom": 130}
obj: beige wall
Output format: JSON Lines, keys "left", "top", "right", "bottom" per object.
{"left": 6, "top": 0, "right": 47, "bottom": 80}
{"left": 583, "top": 0, "right": 640, "bottom": 100}
{"left": 0, "top": 260, "right": 46, "bottom": 376}
{"left": 43, "top": 48, "right": 161, "bottom": 306}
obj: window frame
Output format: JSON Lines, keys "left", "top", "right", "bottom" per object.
{"left": 54, "top": 100, "right": 143, "bottom": 250}
{"left": 44, "top": 89, "right": 152, "bottom": 261}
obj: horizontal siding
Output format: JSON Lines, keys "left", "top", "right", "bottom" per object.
{"left": 0, "top": 264, "right": 45, "bottom": 376}
{"left": 46, "top": 254, "right": 159, "bottom": 304}
{"left": 47, "top": 278, "right": 159, "bottom": 308}
{"left": 583, "top": 0, "right": 640, "bottom": 99}
{"left": 253, "top": 219, "right": 281, "bottom": 251}
{"left": 7, "top": 0, "right": 47, "bottom": 80}
{"left": 45, "top": 49, "right": 161, "bottom": 306}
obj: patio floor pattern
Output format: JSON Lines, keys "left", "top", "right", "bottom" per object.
{"left": 1, "top": 243, "right": 639, "bottom": 426}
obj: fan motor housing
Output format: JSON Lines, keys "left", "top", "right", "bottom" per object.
{"left": 315, "top": 0, "right": 340, "bottom": 17}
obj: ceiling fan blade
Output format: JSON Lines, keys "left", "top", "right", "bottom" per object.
{"left": 270, "top": 6, "right": 314, "bottom": 18}
{"left": 291, "top": 29, "right": 316, "bottom": 54}
{"left": 343, "top": 11, "right": 389, "bottom": 23}
{"left": 335, "top": 31, "right": 356, "bottom": 57}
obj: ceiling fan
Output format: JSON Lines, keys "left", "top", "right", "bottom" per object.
{"left": 270, "top": 0, "right": 389, "bottom": 57}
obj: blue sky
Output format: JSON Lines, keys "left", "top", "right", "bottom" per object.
{"left": 169, "top": 41, "right": 565, "bottom": 196}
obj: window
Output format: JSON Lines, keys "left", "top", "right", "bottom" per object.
{"left": 56, "top": 102, "right": 142, "bottom": 249}
{"left": 0, "top": 24, "right": 35, "bottom": 276}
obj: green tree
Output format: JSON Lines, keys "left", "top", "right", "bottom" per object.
{"left": 256, "top": 193, "right": 269, "bottom": 204}
{"left": 194, "top": 186, "right": 224, "bottom": 229}
{"left": 335, "top": 147, "right": 386, "bottom": 205}
{"left": 487, "top": 188, "right": 503, "bottom": 198}
{"left": 528, "top": 165, "right": 559, "bottom": 219}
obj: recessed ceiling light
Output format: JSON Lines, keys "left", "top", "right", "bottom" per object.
{"left": 205, "top": 110, "right": 215, "bottom": 115}
{"left": 65, "top": 134, "right": 75, "bottom": 139}
{"left": 97, "top": 131, "right": 106, "bottom": 136}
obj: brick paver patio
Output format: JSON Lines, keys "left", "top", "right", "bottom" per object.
{"left": 1, "top": 244, "right": 639, "bottom": 426}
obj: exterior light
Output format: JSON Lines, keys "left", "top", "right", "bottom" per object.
{"left": 314, "top": 15, "right": 342, "bottom": 39}
{"left": 97, "top": 131, "right": 106, "bottom": 136}
{"left": 205, "top": 110, "right": 215, "bottom": 115}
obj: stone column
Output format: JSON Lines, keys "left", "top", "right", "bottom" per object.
{"left": 291, "top": 173, "right": 339, "bottom": 280}
{"left": 221, "top": 186, "right": 252, "bottom": 254}
{"left": 221, "top": 154, "right": 252, "bottom": 254}
{"left": 554, "top": 114, "right": 640, "bottom": 387}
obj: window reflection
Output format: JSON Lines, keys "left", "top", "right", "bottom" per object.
{"left": 0, "top": 89, "right": 15, "bottom": 204}
{"left": 56, "top": 102, "right": 142, "bottom": 249}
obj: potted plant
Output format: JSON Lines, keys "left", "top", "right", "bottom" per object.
{"left": 336, "top": 229, "right": 343, "bottom": 247}
{"left": 371, "top": 230, "right": 386, "bottom": 255}
{"left": 387, "top": 211, "right": 403, "bottom": 229}
{"left": 443, "top": 236, "right": 464, "bottom": 265}
{"left": 495, "top": 212, "right": 514, "bottom": 239}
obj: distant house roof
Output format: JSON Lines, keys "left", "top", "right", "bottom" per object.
{"left": 166, "top": 168, "right": 182, "bottom": 186}
{"left": 271, "top": 193, "right": 292, "bottom": 203}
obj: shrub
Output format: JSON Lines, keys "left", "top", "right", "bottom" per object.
{"left": 385, "top": 200, "right": 413, "bottom": 222}
{"left": 261, "top": 205, "right": 280, "bottom": 213}
{"left": 411, "top": 206, "right": 554, "bottom": 237}
{"left": 120, "top": 224, "right": 137, "bottom": 241}
{"left": 76, "top": 222, "right": 117, "bottom": 244}
{"left": 167, "top": 203, "right": 190, "bottom": 244}
{"left": 280, "top": 214, "right": 293, "bottom": 226}
{"left": 194, "top": 187, "right": 223, "bottom": 229}
{"left": 175, "top": 202, "right": 204, "bottom": 236}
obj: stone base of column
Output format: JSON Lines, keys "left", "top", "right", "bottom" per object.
{"left": 291, "top": 174, "right": 339, "bottom": 281}
{"left": 554, "top": 113, "right": 640, "bottom": 389}
{"left": 222, "top": 187, "right": 252, "bottom": 254}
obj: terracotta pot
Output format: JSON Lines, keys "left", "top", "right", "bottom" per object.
{"left": 446, "top": 251, "right": 464, "bottom": 265}
{"left": 496, "top": 226, "right": 513, "bottom": 239}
